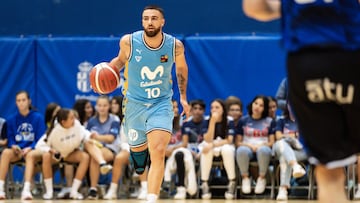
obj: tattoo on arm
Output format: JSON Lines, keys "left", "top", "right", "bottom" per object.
{"left": 175, "top": 40, "right": 184, "bottom": 57}
{"left": 177, "top": 73, "right": 186, "bottom": 94}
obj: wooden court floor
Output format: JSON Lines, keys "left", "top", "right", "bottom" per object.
{"left": 0, "top": 194, "right": 329, "bottom": 203}
{"left": 0, "top": 200, "right": 322, "bottom": 203}
{"left": 2, "top": 199, "right": 360, "bottom": 203}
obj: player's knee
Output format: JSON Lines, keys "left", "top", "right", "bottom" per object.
{"left": 130, "top": 149, "right": 149, "bottom": 175}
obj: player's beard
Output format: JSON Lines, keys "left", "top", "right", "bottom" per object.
{"left": 144, "top": 27, "right": 161, "bottom": 37}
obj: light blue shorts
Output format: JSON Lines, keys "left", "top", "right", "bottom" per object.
{"left": 123, "top": 98, "right": 174, "bottom": 147}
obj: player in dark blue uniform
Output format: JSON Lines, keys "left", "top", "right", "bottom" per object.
{"left": 243, "top": 1, "right": 360, "bottom": 202}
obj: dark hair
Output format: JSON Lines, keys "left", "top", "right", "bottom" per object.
{"left": 45, "top": 102, "right": 60, "bottom": 126}
{"left": 45, "top": 108, "right": 71, "bottom": 141}
{"left": 72, "top": 99, "right": 93, "bottom": 125}
{"left": 246, "top": 95, "right": 269, "bottom": 119}
{"left": 268, "top": 96, "right": 277, "bottom": 105}
{"left": 143, "top": 5, "right": 164, "bottom": 18}
{"left": 210, "top": 99, "right": 228, "bottom": 137}
{"left": 190, "top": 99, "right": 206, "bottom": 110}
{"left": 110, "top": 95, "right": 124, "bottom": 122}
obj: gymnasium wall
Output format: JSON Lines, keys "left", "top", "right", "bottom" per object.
{"left": 0, "top": 0, "right": 279, "bottom": 36}
{"left": 0, "top": 35, "right": 286, "bottom": 118}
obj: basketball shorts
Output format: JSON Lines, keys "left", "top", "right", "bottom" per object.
{"left": 287, "top": 48, "right": 360, "bottom": 168}
{"left": 123, "top": 97, "right": 174, "bottom": 147}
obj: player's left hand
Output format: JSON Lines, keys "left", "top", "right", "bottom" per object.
{"left": 180, "top": 99, "right": 190, "bottom": 121}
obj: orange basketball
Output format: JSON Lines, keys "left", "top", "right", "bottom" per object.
{"left": 89, "top": 62, "right": 120, "bottom": 94}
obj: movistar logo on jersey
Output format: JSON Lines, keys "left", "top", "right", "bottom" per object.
{"left": 140, "top": 65, "right": 164, "bottom": 88}
{"left": 141, "top": 66, "right": 164, "bottom": 80}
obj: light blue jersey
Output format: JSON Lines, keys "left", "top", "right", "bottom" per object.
{"left": 123, "top": 31, "right": 176, "bottom": 103}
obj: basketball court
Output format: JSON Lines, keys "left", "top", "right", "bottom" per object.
{"left": 1, "top": 199, "right": 360, "bottom": 203}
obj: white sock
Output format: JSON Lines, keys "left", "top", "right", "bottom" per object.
{"left": 141, "top": 181, "right": 148, "bottom": 189}
{"left": 44, "top": 178, "right": 53, "bottom": 194}
{"left": 109, "top": 182, "right": 118, "bottom": 193}
{"left": 23, "top": 181, "right": 31, "bottom": 192}
{"left": 71, "top": 179, "right": 82, "bottom": 194}
{"left": 90, "top": 187, "right": 97, "bottom": 191}
{"left": 99, "top": 160, "right": 106, "bottom": 165}
{"left": 147, "top": 193, "right": 158, "bottom": 202}
{"left": 0, "top": 180, "right": 4, "bottom": 192}
{"left": 357, "top": 183, "right": 360, "bottom": 189}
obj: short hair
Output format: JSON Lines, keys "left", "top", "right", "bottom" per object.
{"left": 143, "top": 5, "right": 165, "bottom": 18}
{"left": 190, "top": 99, "right": 206, "bottom": 110}
{"left": 225, "top": 95, "right": 243, "bottom": 112}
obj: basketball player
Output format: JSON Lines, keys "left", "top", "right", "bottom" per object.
{"left": 242, "top": 1, "right": 360, "bottom": 203}
{"left": 108, "top": 5, "right": 190, "bottom": 203}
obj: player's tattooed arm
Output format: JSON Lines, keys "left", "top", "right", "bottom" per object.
{"left": 174, "top": 39, "right": 188, "bottom": 98}
{"left": 175, "top": 39, "right": 190, "bottom": 119}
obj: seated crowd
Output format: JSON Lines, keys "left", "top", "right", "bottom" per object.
{"left": 0, "top": 90, "right": 357, "bottom": 201}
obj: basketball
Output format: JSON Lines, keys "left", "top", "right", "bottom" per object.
{"left": 89, "top": 62, "right": 120, "bottom": 94}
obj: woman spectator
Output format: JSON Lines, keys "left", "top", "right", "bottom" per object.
{"left": 38, "top": 108, "right": 112, "bottom": 200}
{"left": 73, "top": 99, "right": 94, "bottom": 127}
{"left": 273, "top": 103, "right": 307, "bottom": 200}
{"left": 0, "top": 90, "right": 46, "bottom": 200}
{"left": 200, "top": 99, "right": 236, "bottom": 200}
{"left": 235, "top": 95, "right": 275, "bottom": 195}
{"left": 86, "top": 95, "right": 120, "bottom": 199}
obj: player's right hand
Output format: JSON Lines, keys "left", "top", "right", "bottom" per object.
{"left": 108, "top": 63, "right": 120, "bottom": 76}
{"left": 180, "top": 99, "right": 190, "bottom": 121}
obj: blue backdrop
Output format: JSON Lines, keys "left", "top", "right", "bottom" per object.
{"left": 185, "top": 35, "right": 286, "bottom": 112}
{"left": 0, "top": 38, "right": 36, "bottom": 112}
{"left": 0, "top": 35, "right": 286, "bottom": 118}
{"left": 36, "top": 37, "right": 122, "bottom": 109}
{"left": 0, "top": 0, "right": 279, "bottom": 36}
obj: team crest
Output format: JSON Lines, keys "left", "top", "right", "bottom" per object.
{"left": 160, "top": 55, "right": 168, "bottom": 63}
{"left": 77, "top": 61, "right": 93, "bottom": 93}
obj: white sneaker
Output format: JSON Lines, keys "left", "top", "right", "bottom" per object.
{"left": 276, "top": 187, "right": 288, "bottom": 201}
{"left": 100, "top": 164, "right": 113, "bottom": 175}
{"left": 241, "top": 177, "right": 251, "bottom": 194}
{"left": 292, "top": 164, "right": 306, "bottom": 178}
{"left": 292, "top": 139, "right": 303, "bottom": 150}
{"left": 174, "top": 186, "right": 186, "bottom": 199}
{"left": 354, "top": 189, "right": 360, "bottom": 199}
{"left": 0, "top": 191, "right": 5, "bottom": 199}
{"left": 137, "top": 186, "right": 147, "bottom": 200}
{"left": 43, "top": 192, "right": 53, "bottom": 200}
{"left": 145, "top": 199, "right": 156, "bottom": 203}
{"left": 254, "top": 177, "right": 266, "bottom": 194}
{"left": 103, "top": 190, "right": 117, "bottom": 200}
{"left": 57, "top": 187, "right": 71, "bottom": 199}
{"left": 70, "top": 191, "right": 84, "bottom": 200}
{"left": 225, "top": 180, "right": 236, "bottom": 199}
{"left": 21, "top": 190, "right": 33, "bottom": 200}
{"left": 201, "top": 182, "right": 211, "bottom": 199}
